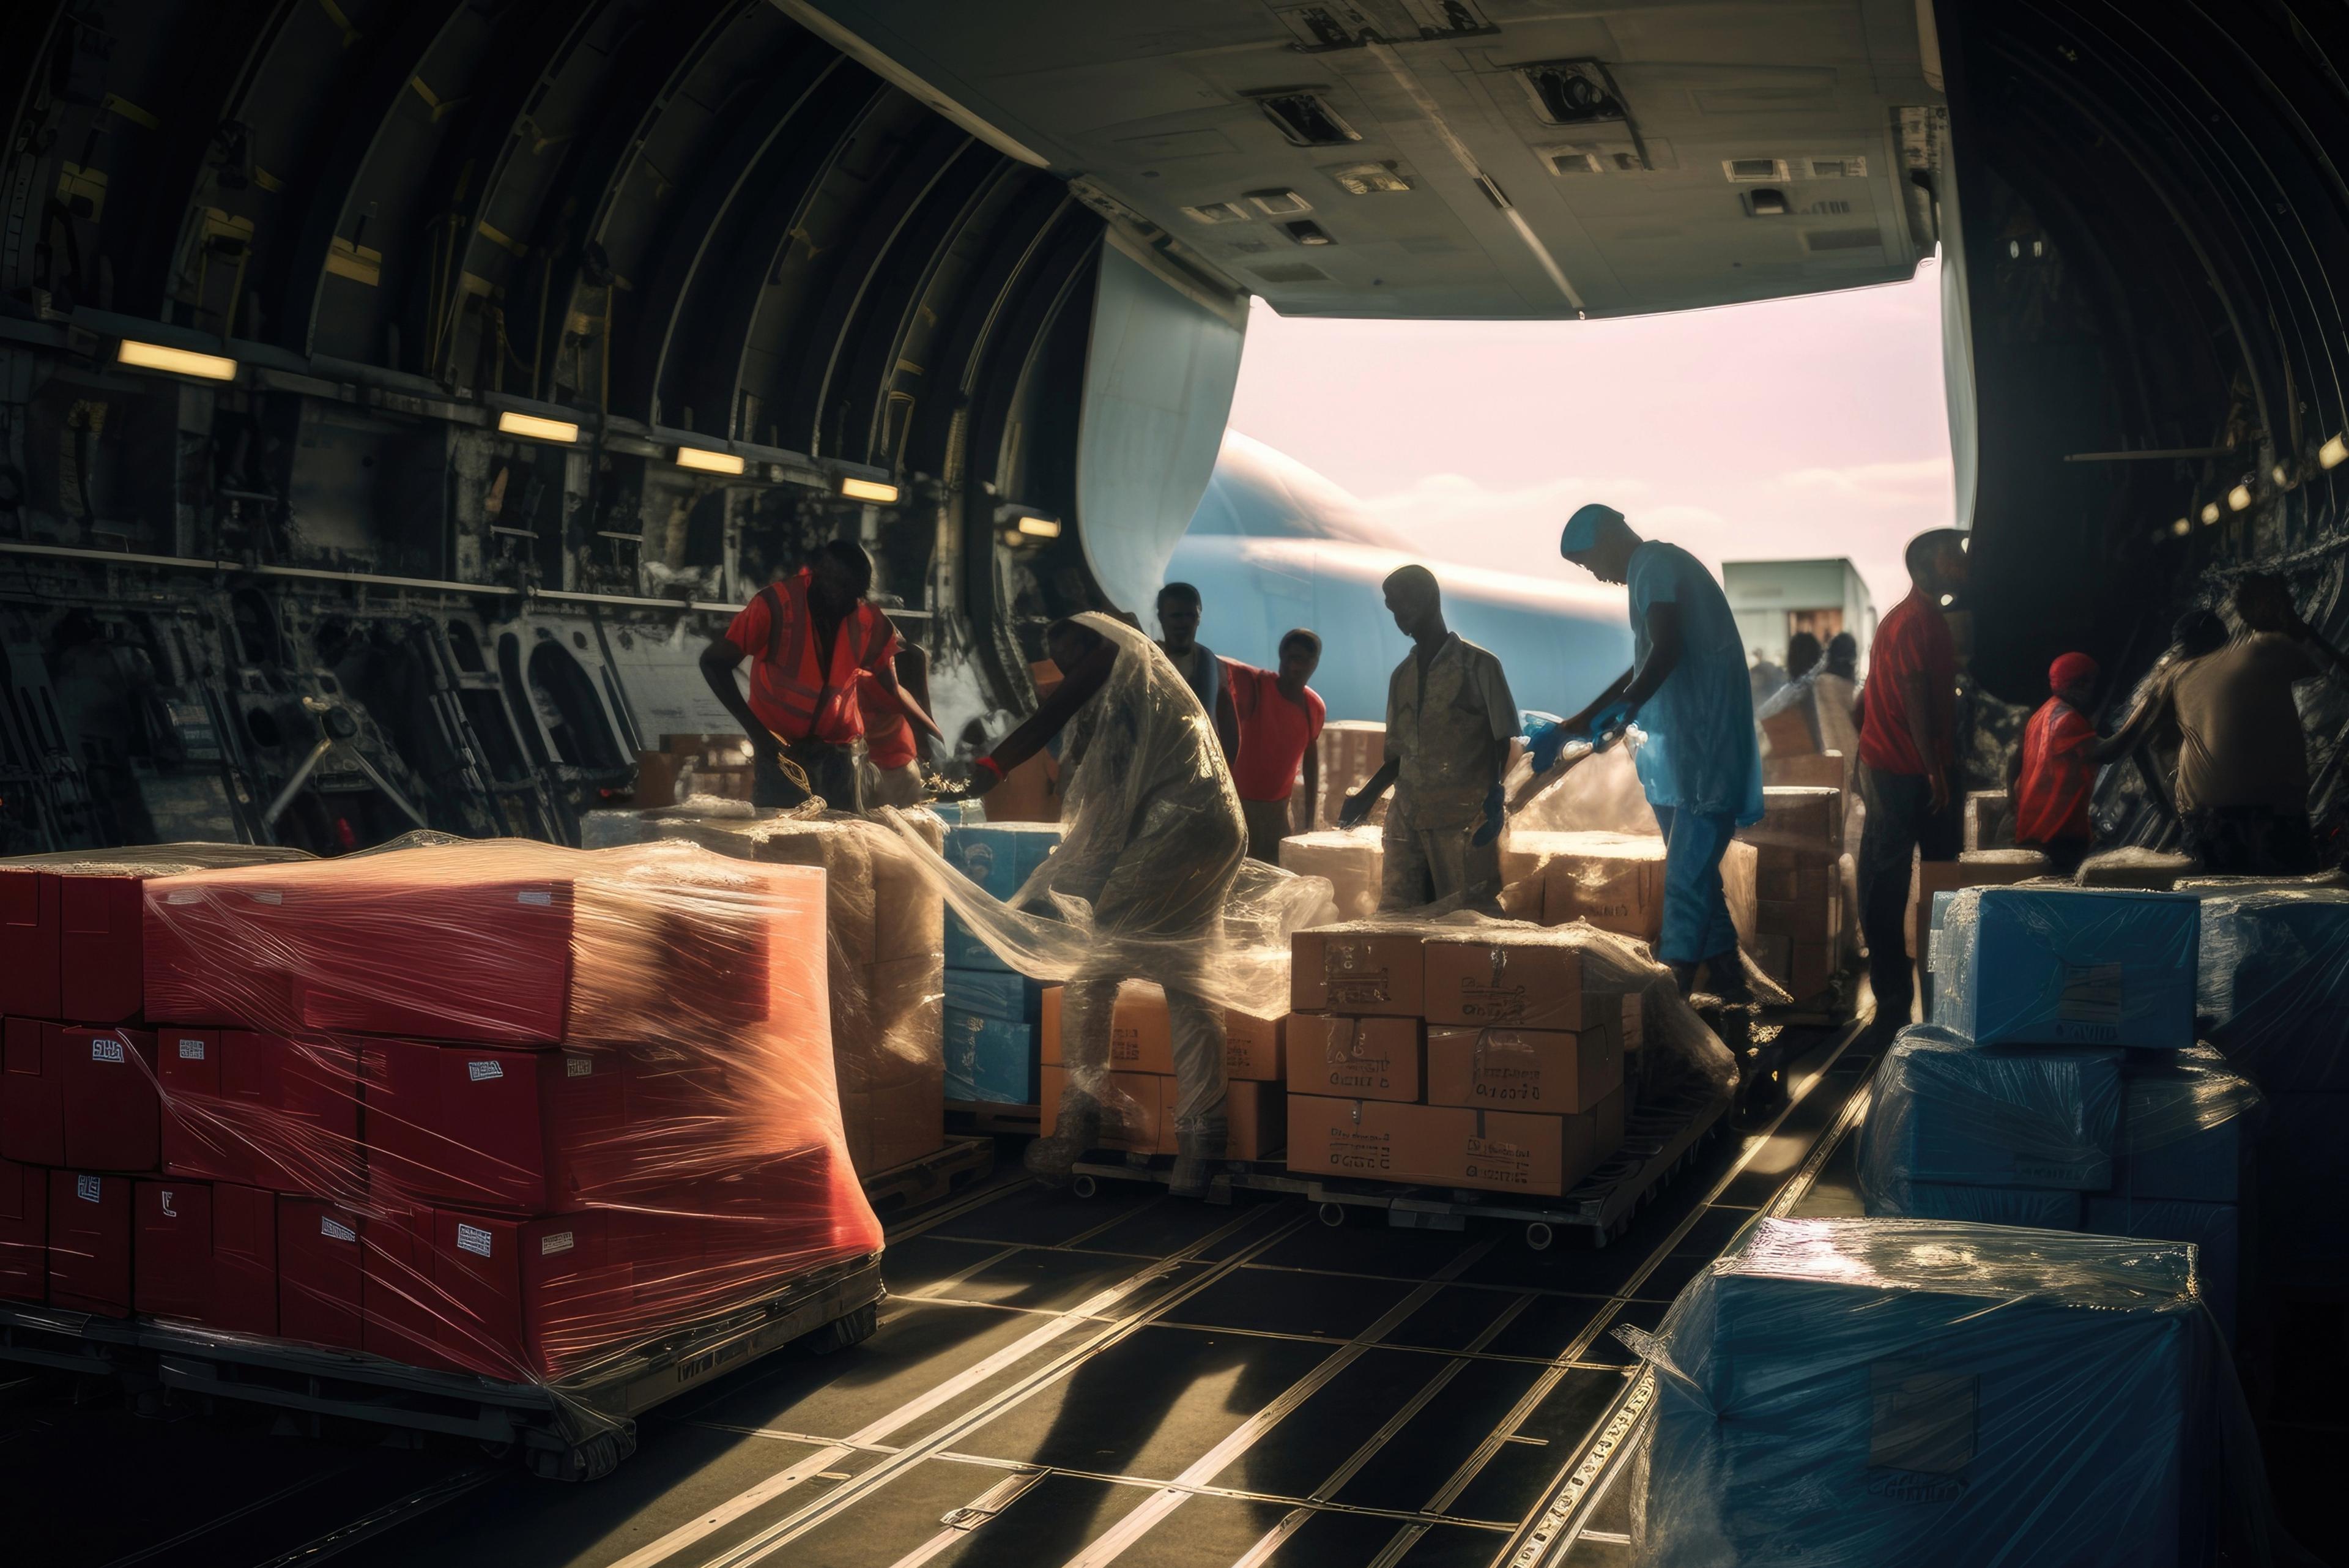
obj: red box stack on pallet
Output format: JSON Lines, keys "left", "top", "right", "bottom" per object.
{"left": 0, "top": 838, "right": 880, "bottom": 1393}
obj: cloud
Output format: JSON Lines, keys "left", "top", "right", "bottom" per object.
{"left": 1356, "top": 474, "right": 1655, "bottom": 575}
{"left": 1773, "top": 458, "right": 1956, "bottom": 505}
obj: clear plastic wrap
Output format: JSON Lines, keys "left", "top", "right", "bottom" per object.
{"left": 7, "top": 838, "right": 883, "bottom": 1420}
{"left": 1499, "top": 726, "right": 1657, "bottom": 836}
{"left": 2076, "top": 845, "right": 2200, "bottom": 889}
{"left": 1858, "top": 1024, "right": 2123, "bottom": 1201}
{"left": 2194, "top": 888, "right": 2349, "bottom": 1092}
{"left": 1617, "top": 1216, "right": 2291, "bottom": 1567}
{"left": 1934, "top": 884, "right": 2200, "bottom": 1048}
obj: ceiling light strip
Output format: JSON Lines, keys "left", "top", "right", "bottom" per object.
{"left": 1365, "top": 42, "right": 1587, "bottom": 313}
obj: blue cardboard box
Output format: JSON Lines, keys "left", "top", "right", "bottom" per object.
{"left": 1863, "top": 1028, "right": 2122, "bottom": 1193}
{"left": 941, "top": 822, "right": 1063, "bottom": 972}
{"left": 2110, "top": 1057, "right": 2254, "bottom": 1203}
{"left": 1883, "top": 1182, "right": 2083, "bottom": 1230}
{"left": 2084, "top": 1196, "right": 2241, "bottom": 1345}
{"left": 944, "top": 1005, "right": 1037, "bottom": 1105}
{"left": 1937, "top": 886, "right": 2199, "bottom": 1048}
{"left": 2197, "top": 890, "right": 2349, "bottom": 1091}
{"left": 1636, "top": 1217, "right": 2211, "bottom": 1568}
{"left": 945, "top": 968, "right": 1045, "bottom": 1026}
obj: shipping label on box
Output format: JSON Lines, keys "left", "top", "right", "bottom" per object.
{"left": 1425, "top": 1024, "right": 1622, "bottom": 1114}
{"left": 1291, "top": 926, "right": 1425, "bottom": 1016}
{"left": 1288, "top": 1096, "right": 1399, "bottom": 1180}
{"left": 1290, "top": 1015, "right": 1422, "bottom": 1102}
{"left": 1225, "top": 1010, "right": 1285, "bottom": 1081}
{"left": 1423, "top": 933, "right": 1602, "bottom": 1031}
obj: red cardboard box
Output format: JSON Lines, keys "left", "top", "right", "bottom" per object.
{"left": 59, "top": 870, "right": 147, "bottom": 1024}
{"left": 48, "top": 1170, "right": 132, "bottom": 1315}
{"left": 362, "top": 1206, "right": 639, "bottom": 1383}
{"left": 360, "top": 1039, "right": 733, "bottom": 1214}
{"left": 0, "top": 864, "right": 61, "bottom": 1018}
{"left": 60, "top": 1025, "right": 161, "bottom": 1171}
{"left": 277, "top": 1197, "right": 365, "bottom": 1350}
{"left": 0, "top": 1156, "right": 45, "bottom": 1302}
{"left": 1, "top": 1017, "right": 62, "bottom": 1165}
{"left": 134, "top": 1180, "right": 278, "bottom": 1335}
{"left": 160, "top": 1030, "right": 361, "bottom": 1195}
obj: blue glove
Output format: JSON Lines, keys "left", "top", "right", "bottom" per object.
{"left": 1587, "top": 698, "right": 1638, "bottom": 743}
{"left": 1472, "top": 781, "right": 1507, "bottom": 847}
{"left": 1526, "top": 716, "right": 1571, "bottom": 774}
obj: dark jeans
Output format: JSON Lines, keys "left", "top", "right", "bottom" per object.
{"left": 1858, "top": 764, "right": 1961, "bottom": 1022}
{"left": 2182, "top": 805, "right": 2317, "bottom": 877}
{"left": 753, "top": 738, "right": 861, "bottom": 811}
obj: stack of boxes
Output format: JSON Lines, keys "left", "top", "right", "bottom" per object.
{"left": 1284, "top": 923, "right": 1627, "bottom": 1197}
{"left": 1499, "top": 831, "right": 1757, "bottom": 959}
{"left": 631, "top": 734, "right": 755, "bottom": 808}
{"left": 1277, "top": 828, "right": 1384, "bottom": 921}
{"left": 1737, "top": 786, "right": 1842, "bottom": 1003}
{"left": 581, "top": 807, "right": 949, "bottom": 1176}
{"left": 1313, "top": 722, "right": 1388, "bottom": 828}
{"left": 1877, "top": 886, "right": 2252, "bottom": 1340}
{"left": 940, "top": 820, "right": 1061, "bottom": 1109}
{"left": 1, "top": 841, "right": 883, "bottom": 1388}
{"left": 1036, "top": 983, "right": 1286, "bottom": 1157}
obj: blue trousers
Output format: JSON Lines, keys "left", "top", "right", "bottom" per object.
{"left": 1652, "top": 804, "right": 1739, "bottom": 965}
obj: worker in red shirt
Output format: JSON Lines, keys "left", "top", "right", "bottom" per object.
{"left": 1855, "top": 528, "right": 1968, "bottom": 1028}
{"left": 699, "top": 539, "right": 937, "bottom": 811}
{"left": 2007, "top": 652, "right": 2101, "bottom": 874}
{"left": 857, "top": 648, "right": 930, "bottom": 809}
{"left": 1224, "top": 630, "right": 1326, "bottom": 864}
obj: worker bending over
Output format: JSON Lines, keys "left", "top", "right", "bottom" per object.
{"left": 952, "top": 614, "right": 1245, "bottom": 1197}
{"left": 1226, "top": 630, "right": 1326, "bottom": 865}
{"left": 700, "top": 540, "right": 938, "bottom": 811}
{"left": 1156, "top": 582, "right": 1239, "bottom": 761}
{"left": 2097, "top": 610, "right": 2227, "bottom": 839}
{"left": 1548, "top": 505, "right": 1763, "bottom": 998}
{"left": 1340, "top": 566, "right": 1518, "bottom": 911}
{"left": 1855, "top": 529, "right": 1967, "bottom": 1027}
{"left": 2007, "top": 653, "right": 2101, "bottom": 874}
{"left": 2096, "top": 576, "right": 2346, "bottom": 874}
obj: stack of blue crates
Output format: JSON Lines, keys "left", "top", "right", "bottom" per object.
{"left": 940, "top": 819, "right": 1061, "bottom": 1106}
{"left": 1874, "top": 886, "right": 2254, "bottom": 1342}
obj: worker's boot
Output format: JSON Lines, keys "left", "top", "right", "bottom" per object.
{"left": 1705, "top": 951, "right": 1754, "bottom": 1006}
{"left": 1168, "top": 1118, "right": 1230, "bottom": 1200}
{"left": 1023, "top": 1096, "right": 1102, "bottom": 1188}
{"left": 1668, "top": 960, "right": 1700, "bottom": 998}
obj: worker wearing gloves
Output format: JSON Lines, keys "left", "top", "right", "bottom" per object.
{"left": 1549, "top": 503, "right": 1764, "bottom": 998}
{"left": 944, "top": 614, "right": 1246, "bottom": 1198}
{"left": 1340, "top": 565, "right": 1518, "bottom": 912}
{"left": 2006, "top": 652, "right": 2101, "bottom": 874}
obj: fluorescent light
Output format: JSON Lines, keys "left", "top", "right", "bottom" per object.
{"left": 839, "top": 477, "right": 899, "bottom": 504}
{"left": 2171, "top": 518, "right": 2191, "bottom": 537}
{"left": 2201, "top": 502, "right": 2222, "bottom": 525}
{"left": 1938, "top": 593, "right": 1954, "bottom": 607}
{"left": 498, "top": 410, "right": 579, "bottom": 444}
{"left": 117, "top": 339, "right": 236, "bottom": 381}
{"left": 2322, "top": 433, "right": 2347, "bottom": 470}
{"left": 1015, "top": 515, "right": 1061, "bottom": 539}
{"left": 674, "top": 445, "right": 744, "bottom": 475}
{"left": 2227, "top": 483, "right": 2253, "bottom": 511}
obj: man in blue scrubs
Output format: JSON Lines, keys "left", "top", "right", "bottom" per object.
{"left": 1542, "top": 503, "right": 1765, "bottom": 997}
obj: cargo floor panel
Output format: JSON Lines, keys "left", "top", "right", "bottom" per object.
{"left": 1330, "top": 1355, "right": 1553, "bottom": 1512}
{"left": 1203, "top": 1343, "right": 1457, "bottom": 1499}
{"left": 1477, "top": 1291, "right": 1615, "bottom": 1362}
{"left": 911, "top": 1244, "right": 1212, "bottom": 1317}
{"left": 1380, "top": 1284, "right": 1534, "bottom": 1351}
{"left": 1248, "top": 1220, "right": 1511, "bottom": 1284}
{"left": 1442, "top": 1367, "right": 1628, "bottom": 1524}
{"left": 1162, "top": 1264, "right": 1420, "bottom": 1339}
{"left": 925, "top": 1184, "right": 1162, "bottom": 1247}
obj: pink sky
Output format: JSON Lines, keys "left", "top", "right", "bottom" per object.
{"left": 1222, "top": 256, "right": 1956, "bottom": 619}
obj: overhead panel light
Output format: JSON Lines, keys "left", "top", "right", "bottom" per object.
{"left": 498, "top": 410, "right": 580, "bottom": 444}
{"left": 2321, "top": 433, "right": 2347, "bottom": 470}
{"left": 1253, "top": 92, "right": 1361, "bottom": 147}
{"left": 839, "top": 477, "right": 900, "bottom": 504}
{"left": 1806, "top": 155, "right": 1868, "bottom": 178}
{"left": 1246, "top": 188, "right": 1312, "bottom": 217}
{"left": 1723, "top": 158, "right": 1790, "bottom": 183}
{"left": 674, "top": 445, "right": 745, "bottom": 475}
{"left": 117, "top": 339, "right": 237, "bottom": 381}
{"left": 1516, "top": 60, "right": 1628, "bottom": 127}
{"left": 2201, "top": 502, "right": 2223, "bottom": 525}
{"left": 2171, "top": 518, "right": 2192, "bottom": 537}
{"left": 1326, "top": 161, "right": 1413, "bottom": 196}
{"left": 1180, "top": 201, "right": 1252, "bottom": 225}
{"left": 1284, "top": 220, "right": 1335, "bottom": 245}
{"left": 1746, "top": 190, "right": 1789, "bottom": 217}
{"left": 2228, "top": 483, "right": 2253, "bottom": 511}
{"left": 1015, "top": 515, "right": 1061, "bottom": 539}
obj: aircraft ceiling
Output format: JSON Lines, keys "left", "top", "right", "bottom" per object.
{"left": 792, "top": 0, "right": 1945, "bottom": 320}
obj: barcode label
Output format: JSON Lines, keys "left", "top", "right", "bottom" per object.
{"left": 565, "top": 1055, "right": 593, "bottom": 1078}
{"left": 177, "top": 1038, "right": 207, "bottom": 1060}
{"left": 2058, "top": 964, "right": 2123, "bottom": 1025}
{"left": 541, "top": 1232, "right": 575, "bottom": 1256}
{"left": 467, "top": 1060, "right": 504, "bottom": 1081}
{"left": 321, "top": 1215, "right": 356, "bottom": 1243}
{"left": 250, "top": 890, "right": 283, "bottom": 905}
{"left": 517, "top": 890, "right": 553, "bottom": 906}
{"left": 75, "top": 1175, "right": 102, "bottom": 1203}
{"left": 457, "top": 1223, "right": 494, "bottom": 1258}
{"left": 89, "top": 1038, "right": 124, "bottom": 1063}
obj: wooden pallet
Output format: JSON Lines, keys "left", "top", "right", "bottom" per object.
{"left": 860, "top": 1133, "right": 994, "bottom": 1214}
{"left": 944, "top": 1100, "right": 1043, "bottom": 1137}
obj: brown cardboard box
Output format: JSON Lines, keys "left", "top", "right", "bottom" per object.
{"left": 1315, "top": 722, "right": 1390, "bottom": 828}
{"left": 1907, "top": 853, "right": 2047, "bottom": 952}
{"left": 1289, "top": 1015, "right": 1424, "bottom": 1102}
{"left": 1225, "top": 1009, "right": 1286, "bottom": 1082}
{"left": 1739, "top": 787, "right": 1842, "bottom": 860}
{"left": 1187, "top": 1078, "right": 1285, "bottom": 1159}
{"left": 1592, "top": 1087, "right": 1625, "bottom": 1164}
{"left": 1041, "top": 984, "right": 1282, "bottom": 1080}
{"left": 1759, "top": 704, "right": 1817, "bottom": 757}
{"left": 1423, "top": 929, "right": 1609, "bottom": 1031}
{"left": 1764, "top": 749, "right": 1847, "bottom": 791}
{"left": 1620, "top": 993, "right": 1644, "bottom": 1051}
{"left": 1281, "top": 830, "right": 1386, "bottom": 921}
{"left": 1426, "top": 1023, "right": 1622, "bottom": 1114}
{"left": 1504, "top": 832, "right": 1665, "bottom": 938}
{"left": 1041, "top": 1064, "right": 1165, "bottom": 1153}
{"left": 1756, "top": 861, "right": 1835, "bottom": 904}
{"left": 1285, "top": 1098, "right": 1599, "bottom": 1198}
{"left": 1291, "top": 924, "right": 1426, "bottom": 1016}
{"left": 1964, "top": 789, "right": 2013, "bottom": 852}
{"left": 634, "top": 751, "right": 688, "bottom": 808}
{"left": 1786, "top": 941, "right": 1835, "bottom": 1003}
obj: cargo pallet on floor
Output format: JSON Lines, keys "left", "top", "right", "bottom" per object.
{"left": 860, "top": 1133, "right": 993, "bottom": 1214}
{"left": 1070, "top": 1085, "right": 1729, "bottom": 1250}
{"left": 0, "top": 1252, "right": 883, "bottom": 1481}
{"left": 944, "top": 1101, "right": 1044, "bottom": 1138}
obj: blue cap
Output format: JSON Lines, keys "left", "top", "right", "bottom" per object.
{"left": 1560, "top": 503, "right": 1624, "bottom": 556}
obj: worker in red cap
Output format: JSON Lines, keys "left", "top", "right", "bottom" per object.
{"left": 2006, "top": 652, "right": 2101, "bottom": 874}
